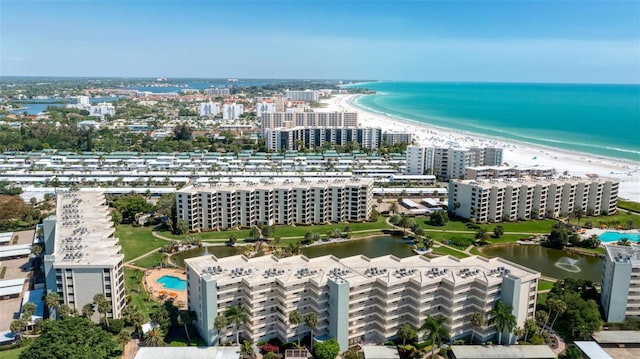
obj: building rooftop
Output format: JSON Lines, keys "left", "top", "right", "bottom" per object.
{"left": 361, "top": 345, "right": 400, "bottom": 359}
{"left": 453, "top": 175, "right": 616, "bottom": 188}
{"left": 185, "top": 254, "right": 540, "bottom": 288}
{"left": 592, "top": 330, "right": 640, "bottom": 344}
{"left": 178, "top": 176, "right": 373, "bottom": 194}
{"left": 574, "top": 341, "right": 613, "bottom": 359}
{"left": 450, "top": 345, "right": 556, "bottom": 359}
{"left": 604, "top": 246, "right": 640, "bottom": 265}
{"left": 53, "top": 191, "right": 123, "bottom": 267}
{"left": 134, "top": 346, "right": 241, "bottom": 359}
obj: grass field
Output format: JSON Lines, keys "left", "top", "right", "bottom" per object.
{"left": 419, "top": 217, "right": 557, "bottom": 234}
{"left": 1, "top": 347, "right": 24, "bottom": 359}
{"left": 566, "top": 212, "right": 640, "bottom": 228}
{"left": 132, "top": 251, "right": 165, "bottom": 268}
{"left": 538, "top": 280, "right": 555, "bottom": 291}
{"left": 124, "top": 267, "right": 159, "bottom": 320}
{"left": 431, "top": 245, "right": 469, "bottom": 259}
{"left": 618, "top": 200, "right": 640, "bottom": 213}
{"left": 117, "top": 225, "right": 166, "bottom": 261}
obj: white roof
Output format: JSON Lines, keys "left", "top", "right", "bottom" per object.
{"left": 134, "top": 346, "right": 241, "bottom": 359}
{"left": 0, "top": 278, "right": 27, "bottom": 288}
{"left": 450, "top": 345, "right": 556, "bottom": 359}
{"left": 592, "top": 330, "right": 640, "bottom": 344}
{"left": 0, "top": 278, "right": 25, "bottom": 297}
{"left": 574, "top": 341, "right": 613, "bottom": 359}
{"left": 361, "top": 345, "right": 400, "bottom": 359}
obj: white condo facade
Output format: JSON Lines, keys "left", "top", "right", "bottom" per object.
{"left": 43, "top": 191, "right": 126, "bottom": 321}
{"left": 176, "top": 177, "right": 373, "bottom": 231}
{"left": 204, "top": 88, "right": 230, "bottom": 96}
{"left": 449, "top": 177, "right": 619, "bottom": 222}
{"left": 407, "top": 146, "right": 503, "bottom": 179}
{"left": 186, "top": 254, "right": 540, "bottom": 350}
{"left": 256, "top": 102, "right": 276, "bottom": 117}
{"left": 260, "top": 112, "right": 359, "bottom": 133}
{"left": 285, "top": 90, "right": 319, "bottom": 102}
{"left": 264, "top": 127, "right": 383, "bottom": 151}
{"left": 601, "top": 245, "right": 640, "bottom": 322}
{"left": 465, "top": 166, "right": 555, "bottom": 180}
{"left": 223, "top": 103, "right": 244, "bottom": 121}
{"left": 199, "top": 102, "right": 221, "bottom": 117}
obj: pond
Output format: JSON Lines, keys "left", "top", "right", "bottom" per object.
{"left": 480, "top": 244, "right": 603, "bottom": 282}
{"left": 171, "top": 236, "right": 416, "bottom": 267}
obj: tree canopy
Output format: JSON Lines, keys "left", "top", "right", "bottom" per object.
{"left": 313, "top": 338, "right": 341, "bottom": 359}
{"left": 19, "top": 316, "right": 121, "bottom": 359}
{"left": 113, "top": 193, "right": 153, "bottom": 223}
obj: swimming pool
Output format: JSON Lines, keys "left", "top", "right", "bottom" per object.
{"left": 599, "top": 231, "right": 640, "bottom": 243}
{"left": 157, "top": 275, "right": 187, "bottom": 291}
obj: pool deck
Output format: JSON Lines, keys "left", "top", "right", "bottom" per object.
{"left": 143, "top": 268, "right": 188, "bottom": 309}
{"left": 582, "top": 228, "right": 640, "bottom": 243}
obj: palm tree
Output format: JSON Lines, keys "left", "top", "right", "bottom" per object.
{"left": 489, "top": 300, "right": 516, "bottom": 345}
{"left": 523, "top": 318, "right": 537, "bottom": 343}
{"left": 390, "top": 201, "right": 399, "bottom": 215}
{"left": 289, "top": 310, "right": 303, "bottom": 345}
{"left": 547, "top": 299, "right": 567, "bottom": 335}
{"left": 45, "top": 292, "right": 60, "bottom": 319}
{"left": 93, "top": 293, "right": 111, "bottom": 327}
{"left": 117, "top": 329, "right": 132, "bottom": 348}
{"left": 10, "top": 319, "right": 26, "bottom": 340}
{"left": 241, "top": 339, "right": 254, "bottom": 359}
{"left": 178, "top": 311, "right": 195, "bottom": 345}
{"left": 214, "top": 315, "right": 228, "bottom": 345}
{"left": 535, "top": 310, "right": 549, "bottom": 335}
{"left": 304, "top": 312, "right": 319, "bottom": 352}
{"left": 397, "top": 323, "right": 417, "bottom": 345}
{"left": 59, "top": 304, "right": 72, "bottom": 319}
{"left": 420, "top": 315, "right": 449, "bottom": 359}
{"left": 225, "top": 304, "right": 249, "bottom": 345}
{"left": 469, "top": 312, "right": 484, "bottom": 344}
{"left": 144, "top": 327, "right": 165, "bottom": 347}
{"left": 82, "top": 303, "right": 95, "bottom": 318}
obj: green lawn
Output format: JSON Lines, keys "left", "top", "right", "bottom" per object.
{"left": 132, "top": 251, "right": 165, "bottom": 268}
{"left": 420, "top": 217, "right": 556, "bottom": 234}
{"left": 618, "top": 200, "right": 640, "bottom": 213}
{"left": 537, "top": 292, "right": 548, "bottom": 306}
{"left": 567, "top": 212, "right": 640, "bottom": 228}
{"left": 431, "top": 245, "right": 469, "bottom": 259}
{"left": 1, "top": 347, "right": 25, "bottom": 359}
{"left": 123, "top": 267, "right": 160, "bottom": 320}
{"left": 117, "top": 225, "right": 166, "bottom": 261}
{"left": 538, "top": 280, "right": 555, "bottom": 291}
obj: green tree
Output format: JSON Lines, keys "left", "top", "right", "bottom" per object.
{"left": 420, "top": 315, "right": 449, "bottom": 359}
{"left": 10, "top": 318, "right": 27, "bottom": 340}
{"left": 229, "top": 234, "right": 238, "bottom": 246}
{"left": 250, "top": 225, "right": 262, "bottom": 240}
{"left": 389, "top": 202, "right": 399, "bottom": 215}
{"left": 476, "top": 228, "right": 490, "bottom": 244}
{"left": 535, "top": 310, "right": 549, "bottom": 335}
{"left": 144, "top": 327, "right": 165, "bottom": 347}
{"left": 110, "top": 209, "right": 123, "bottom": 225}
{"left": 82, "top": 303, "right": 94, "bottom": 318}
{"left": 173, "top": 123, "right": 193, "bottom": 141}
{"left": 469, "top": 312, "right": 484, "bottom": 344}
{"left": 547, "top": 298, "right": 567, "bottom": 335}
{"left": 289, "top": 309, "right": 303, "bottom": 345}
{"left": 93, "top": 294, "right": 111, "bottom": 327}
{"left": 117, "top": 329, "right": 131, "bottom": 348}
{"left": 314, "top": 338, "right": 340, "bottom": 359}
{"left": 429, "top": 210, "right": 449, "bottom": 226}
{"left": 45, "top": 291, "right": 61, "bottom": 319}
{"left": 178, "top": 311, "right": 195, "bottom": 345}
{"left": 560, "top": 346, "right": 583, "bottom": 359}
{"left": 493, "top": 225, "right": 504, "bottom": 239}
{"left": 398, "top": 216, "right": 415, "bottom": 235}
{"left": 489, "top": 300, "right": 516, "bottom": 345}
{"left": 305, "top": 312, "right": 319, "bottom": 352}
{"left": 214, "top": 315, "right": 227, "bottom": 345}
{"left": 524, "top": 318, "right": 537, "bottom": 343}
{"left": 113, "top": 193, "right": 153, "bottom": 223}
{"left": 175, "top": 219, "right": 189, "bottom": 235}
{"left": 225, "top": 304, "right": 249, "bottom": 345}
{"left": 59, "top": 304, "right": 72, "bottom": 319}
{"left": 396, "top": 323, "right": 417, "bottom": 345}
{"left": 19, "top": 316, "right": 120, "bottom": 359}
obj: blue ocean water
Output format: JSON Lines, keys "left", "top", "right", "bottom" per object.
{"left": 350, "top": 82, "right": 640, "bottom": 162}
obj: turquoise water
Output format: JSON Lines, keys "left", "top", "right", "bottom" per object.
{"left": 157, "top": 275, "right": 187, "bottom": 291}
{"left": 349, "top": 82, "right": 640, "bottom": 162}
{"left": 599, "top": 231, "right": 640, "bottom": 243}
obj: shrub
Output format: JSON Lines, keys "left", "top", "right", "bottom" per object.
{"left": 261, "top": 343, "right": 280, "bottom": 354}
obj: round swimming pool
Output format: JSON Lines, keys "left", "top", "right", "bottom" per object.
{"left": 157, "top": 275, "right": 187, "bottom": 291}
{"left": 599, "top": 231, "right": 640, "bottom": 243}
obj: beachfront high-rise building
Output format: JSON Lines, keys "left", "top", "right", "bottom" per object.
{"left": 264, "top": 127, "right": 383, "bottom": 151}
{"left": 223, "top": 103, "right": 244, "bottom": 121}
{"left": 260, "top": 112, "right": 359, "bottom": 133}
{"left": 285, "top": 90, "right": 319, "bottom": 102}
{"left": 186, "top": 254, "right": 540, "bottom": 350}
{"left": 383, "top": 132, "right": 413, "bottom": 146}
{"left": 199, "top": 102, "right": 221, "bottom": 117}
{"left": 176, "top": 177, "right": 373, "bottom": 231}
{"left": 76, "top": 96, "right": 90, "bottom": 106}
{"left": 449, "top": 177, "right": 619, "bottom": 222}
{"left": 42, "top": 191, "right": 126, "bottom": 321}
{"left": 465, "top": 166, "right": 555, "bottom": 180}
{"left": 408, "top": 146, "right": 504, "bottom": 179}
{"left": 204, "top": 88, "right": 230, "bottom": 96}
{"left": 601, "top": 245, "right": 640, "bottom": 322}
{"left": 256, "top": 101, "right": 276, "bottom": 118}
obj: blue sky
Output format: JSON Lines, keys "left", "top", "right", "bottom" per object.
{"left": 1, "top": 0, "right": 639, "bottom": 83}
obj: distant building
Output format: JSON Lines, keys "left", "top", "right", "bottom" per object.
{"left": 176, "top": 177, "right": 373, "bottom": 231}
{"left": 405, "top": 145, "right": 434, "bottom": 175}
{"left": 285, "top": 90, "right": 319, "bottom": 102}
{"left": 382, "top": 132, "right": 413, "bottom": 146}
{"left": 449, "top": 177, "right": 619, "bottom": 222}
{"left": 43, "top": 191, "right": 126, "bottom": 321}
{"left": 407, "top": 146, "right": 503, "bottom": 179}
{"left": 204, "top": 88, "right": 230, "bottom": 96}
{"left": 264, "top": 127, "right": 382, "bottom": 151}
{"left": 77, "top": 120, "right": 100, "bottom": 130}
{"left": 67, "top": 101, "right": 115, "bottom": 118}
{"left": 255, "top": 101, "right": 276, "bottom": 117}
{"left": 601, "top": 246, "right": 640, "bottom": 322}
{"left": 261, "top": 112, "right": 358, "bottom": 133}
{"left": 465, "top": 165, "right": 555, "bottom": 180}
{"left": 199, "top": 102, "right": 221, "bottom": 117}
{"left": 222, "top": 103, "right": 244, "bottom": 121}
{"left": 76, "top": 96, "right": 90, "bottom": 106}
{"left": 185, "top": 253, "right": 540, "bottom": 349}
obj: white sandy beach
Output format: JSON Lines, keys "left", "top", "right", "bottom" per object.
{"left": 321, "top": 94, "right": 640, "bottom": 202}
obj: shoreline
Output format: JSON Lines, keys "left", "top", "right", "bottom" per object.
{"left": 320, "top": 94, "right": 640, "bottom": 202}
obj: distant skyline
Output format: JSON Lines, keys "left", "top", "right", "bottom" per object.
{"left": 1, "top": 0, "right": 639, "bottom": 84}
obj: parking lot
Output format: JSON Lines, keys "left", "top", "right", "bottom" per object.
{"left": 0, "top": 229, "right": 35, "bottom": 332}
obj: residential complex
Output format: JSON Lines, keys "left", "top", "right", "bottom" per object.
{"left": 42, "top": 191, "right": 126, "bottom": 321}
{"left": 449, "top": 177, "right": 619, "bottom": 222}
{"left": 264, "top": 127, "right": 383, "bottom": 151}
{"left": 176, "top": 177, "right": 373, "bottom": 231}
{"left": 406, "top": 145, "right": 503, "bottom": 179}
{"left": 464, "top": 165, "right": 555, "bottom": 180}
{"left": 285, "top": 90, "right": 320, "bottom": 102}
{"left": 199, "top": 102, "right": 221, "bottom": 117}
{"left": 601, "top": 245, "right": 640, "bottom": 322}
{"left": 67, "top": 101, "right": 116, "bottom": 118}
{"left": 260, "top": 112, "right": 359, "bottom": 133}
{"left": 256, "top": 102, "right": 276, "bottom": 117}
{"left": 185, "top": 254, "right": 540, "bottom": 350}
{"left": 204, "top": 88, "right": 230, "bottom": 96}
{"left": 222, "top": 103, "right": 244, "bottom": 120}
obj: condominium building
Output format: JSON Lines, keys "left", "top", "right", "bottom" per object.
{"left": 204, "top": 88, "right": 230, "bottom": 96}
{"left": 408, "top": 146, "right": 503, "bottom": 180}
{"left": 449, "top": 177, "right": 619, "bottom": 222}
{"left": 43, "top": 191, "right": 126, "bottom": 321}
{"left": 67, "top": 102, "right": 116, "bottom": 118}
{"left": 256, "top": 102, "right": 276, "bottom": 117}
{"left": 382, "top": 132, "right": 413, "bottom": 146}
{"left": 176, "top": 177, "right": 373, "bottom": 231}
{"left": 261, "top": 112, "right": 359, "bottom": 133}
{"left": 601, "top": 245, "right": 640, "bottom": 322}
{"left": 264, "top": 127, "right": 382, "bottom": 151}
{"left": 285, "top": 90, "right": 319, "bottom": 102}
{"left": 465, "top": 166, "right": 555, "bottom": 180}
{"left": 199, "top": 102, "right": 221, "bottom": 117}
{"left": 223, "top": 103, "right": 244, "bottom": 121}
{"left": 186, "top": 254, "right": 540, "bottom": 350}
